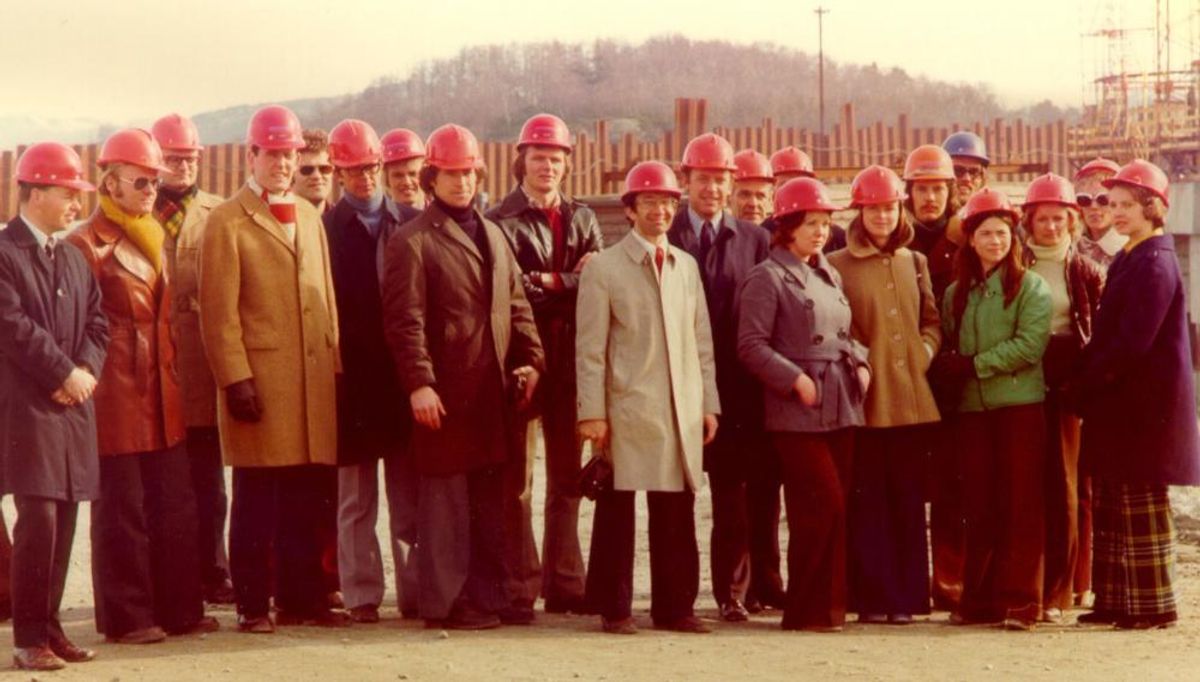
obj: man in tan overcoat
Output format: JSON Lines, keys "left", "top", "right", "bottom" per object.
{"left": 576, "top": 160, "right": 720, "bottom": 635}
{"left": 199, "top": 104, "right": 346, "bottom": 633}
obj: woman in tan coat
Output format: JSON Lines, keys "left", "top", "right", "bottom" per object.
{"left": 738, "top": 177, "right": 869, "bottom": 631}
{"left": 828, "top": 165, "right": 941, "bottom": 624}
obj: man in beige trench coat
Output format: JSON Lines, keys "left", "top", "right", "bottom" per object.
{"left": 199, "top": 104, "right": 347, "bottom": 633}
{"left": 576, "top": 160, "right": 720, "bottom": 635}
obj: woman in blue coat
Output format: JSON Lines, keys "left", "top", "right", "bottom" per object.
{"left": 1071, "top": 160, "right": 1200, "bottom": 630}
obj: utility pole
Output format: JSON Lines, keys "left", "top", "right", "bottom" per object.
{"left": 815, "top": 6, "right": 829, "bottom": 166}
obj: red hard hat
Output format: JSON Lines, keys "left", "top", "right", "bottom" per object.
{"left": 1102, "top": 159, "right": 1170, "bottom": 206}
{"left": 517, "top": 113, "right": 571, "bottom": 152}
{"left": 381, "top": 128, "right": 426, "bottom": 164}
{"left": 961, "top": 187, "right": 1020, "bottom": 230}
{"left": 773, "top": 177, "right": 841, "bottom": 219}
{"left": 850, "top": 165, "right": 906, "bottom": 207}
{"left": 621, "top": 161, "right": 682, "bottom": 204}
{"left": 903, "top": 144, "right": 955, "bottom": 181}
{"left": 16, "top": 142, "right": 95, "bottom": 191}
{"left": 1022, "top": 173, "right": 1076, "bottom": 209}
{"left": 245, "top": 104, "right": 305, "bottom": 150}
{"left": 151, "top": 113, "right": 202, "bottom": 152}
{"left": 733, "top": 149, "right": 773, "bottom": 182}
{"left": 1074, "top": 157, "right": 1121, "bottom": 181}
{"left": 425, "top": 124, "right": 482, "bottom": 171}
{"left": 770, "top": 146, "right": 815, "bottom": 177}
{"left": 99, "top": 128, "right": 168, "bottom": 173}
{"left": 328, "top": 119, "right": 382, "bottom": 168}
{"left": 680, "top": 133, "right": 736, "bottom": 172}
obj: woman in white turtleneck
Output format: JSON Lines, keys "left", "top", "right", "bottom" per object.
{"left": 1020, "top": 174, "right": 1106, "bottom": 624}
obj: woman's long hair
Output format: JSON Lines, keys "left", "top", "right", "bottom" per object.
{"left": 949, "top": 212, "right": 1027, "bottom": 335}
{"left": 846, "top": 204, "right": 915, "bottom": 254}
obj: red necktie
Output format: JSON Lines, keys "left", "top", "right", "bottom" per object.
{"left": 655, "top": 246, "right": 665, "bottom": 274}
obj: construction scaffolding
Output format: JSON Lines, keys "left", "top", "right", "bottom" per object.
{"left": 1075, "top": 0, "right": 1199, "bottom": 176}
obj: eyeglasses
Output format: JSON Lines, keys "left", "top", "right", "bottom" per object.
{"left": 299, "top": 164, "right": 334, "bottom": 176}
{"left": 1076, "top": 193, "right": 1109, "bottom": 208}
{"left": 164, "top": 155, "right": 200, "bottom": 167}
{"left": 342, "top": 163, "right": 381, "bottom": 177}
{"left": 953, "top": 165, "right": 984, "bottom": 180}
{"left": 117, "top": 176, "right": 161, "bottom": 191}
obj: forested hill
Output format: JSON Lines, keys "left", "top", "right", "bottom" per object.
{"left": 193, "top": 35, "right": 1077, "bottom": 143}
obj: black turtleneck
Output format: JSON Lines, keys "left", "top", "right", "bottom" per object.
{"left": 435, "top": 197, "right": 489, "bottom": 261}
{"left": 911, "top": 214, "right": 949, "bottom": 256}
{"left": 159, "top": 184, "right": 198, "bottom": 204}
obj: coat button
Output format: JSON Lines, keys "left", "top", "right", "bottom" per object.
{"left": 888, "top": 308, "right": 898, "bottom": 316}
{"left": 837, "top": 330, "right": 848, "bottom": 339}
{"left": 882, "top": 258, "right": 890, "bottom": 266}
{"left": 812, "top": 334, "right": 824, "bottom": 345}
{"left": 886, "top": 282, "right": 895, "bottom": 289}
{"left": 893, "top": 333, "right": 902, "bottom": 342}
{"left": 57, "top": 288, "right": 66, "bottom": 298}
{"left": 805, "top": 299, "right": 815, "bottom": 309}
{"left": 895, "top": 359, "right": 906, "bottom": 368}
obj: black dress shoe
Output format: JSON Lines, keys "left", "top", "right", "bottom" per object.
{"left": 205, "top": 580, "right": 236, "bottom": 605}
{"left": 499, "top": 604, "right": 535, "bottom": 625}
{"left": 654, "top": 615, "right": 712, "bottom": 633}
{"left": 744, "top": 598, "right": 765, "bottom": 614}
{"left": 445, "top": 607, "right": 501, "bottom": 630}
{"left": 237, "top": 614, "right": 275, "bottom": 633}
{"left": 1076, "top": 610, "right": 1120, "bottom": 626}
{"left": 544, "top": 596, "right": 592, "bottom": 615}
{"left": 13, "top": 646, "right": 66, "bottom": 671}
{"left": 350, "top": 605, "right": 380, "bottom": 623}
{"left": 1115, "top": 611, "right": 1177, "bottom": 630}
{"left": 720, "top": 600, "right": 750, "bottom": 622}
{"left": 49, "top": 637, "right": 97, "bottom": 663}
{"left": 104, "top": 626, "right": 167, "bottom": 644}
{"left": 601, "top": 616, "right": 638, "bottom": 634}
{"left": 167, "top": 615, "right": 221, "bottom": 635}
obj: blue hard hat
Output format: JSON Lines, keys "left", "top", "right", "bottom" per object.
{"left": 942, "top": 131, "right": 989, "bottom": 166}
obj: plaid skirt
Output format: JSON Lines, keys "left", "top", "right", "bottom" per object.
{"left": 1091, "top": 479, "right": 1177, "bottom": 616}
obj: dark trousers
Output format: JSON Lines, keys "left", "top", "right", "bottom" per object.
{"left": 746, "top": 448, "right": 785, "bottom": 606}
{"left": 773, "top": 429, "right": 853, "bottom": 629}
{"left": 706, "top": 425, "right": 773, "bottom": 608}
{"left": 849, "top": 425, "right": 931, "bottom": 616}
{"left": 316, "top": 466, "right": 340, "bottom": 596}
{"left": 92, "top": 444, "right": 204, "bottom": 636}
{"left": 1042, "top": 388, "right": 1081, "bottom": 611}
{"left": 417, "top": 466, "right": 509, "bottom": 619}
{"left": 186, "top": 427, "right": 230, "bottom": 590}
{"left": 536, "top": 326, "right": 587, "bottom": 603}
{"left": 11, "top": 497, "right": 76, "bottom": 648}
{"left": 930, "top": 420, "right": 965, "bottom": 611}
{"left": 0, "top": 507, "right": 11, "bottom": 620}
{"left": 1076, "top": 476, "right": 1094, "bottom": 597}
{"left": 957, "top": 404, "right": 1046, "bottom": 623}
{"left": 504, "top": 423, "right": 542, "bottom": 607}
{"left": 230, "top": 464, "right": 330, "bottom": 618}
{"left": 585, "top": 488, "right": 699, "bottom": 624}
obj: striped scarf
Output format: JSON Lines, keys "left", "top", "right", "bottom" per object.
{"left": 247, "top": 177, "right": 297, "bottom": 242}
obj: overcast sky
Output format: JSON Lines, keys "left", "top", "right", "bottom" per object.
{"left": 0, "top": 0, "right": 1191, "bottom": 126}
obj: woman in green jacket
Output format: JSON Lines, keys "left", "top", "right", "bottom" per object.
{"left": 934, "top": 187, "right": 1052, "bottom": 630}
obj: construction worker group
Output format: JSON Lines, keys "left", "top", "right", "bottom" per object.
{"left": 1, "top": 103, "right": 1195, "bottom": 671}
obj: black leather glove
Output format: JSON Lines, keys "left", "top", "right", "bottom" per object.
{"left": 226, "top": 378, "right": 263, "bottom": 423}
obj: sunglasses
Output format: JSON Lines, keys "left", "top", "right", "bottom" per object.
{"left": 1076, "top": 193, "right": 1109, "bottom": 208}
{"left": 299, "top": 164, "right": 334, "bottom": 176}
{"left": 117, "top": 176, "right": 161, "bottom": 191}
{"left": 165, "top": 155, "right": 200, "bottom": 167}
{"left": 953, "top": 165, "right": 984, "bottom": 180}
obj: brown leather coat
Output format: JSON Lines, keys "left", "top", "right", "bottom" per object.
{"left": 68, "top": 211, "right": 185, "bottom": 456}
{"left": 1022, "top": 244, "right": 1105, "bottom": 346}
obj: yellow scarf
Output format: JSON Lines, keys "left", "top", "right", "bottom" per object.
{"left": 100, "top": 195, "right": 165, "bottom": 273}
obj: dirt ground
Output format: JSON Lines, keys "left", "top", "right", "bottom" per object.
{"left": 5, "top": 435, "right": 1200, "bottom": 681}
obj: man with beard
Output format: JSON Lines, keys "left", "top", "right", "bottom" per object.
{"left": 942, "top": 132, "right": 989, "bottom": 207}
{"left": 904, "top": 144, "right": 961, "bottom": 299}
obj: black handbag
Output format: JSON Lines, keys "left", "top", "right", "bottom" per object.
{"left": 927, "top": 351, "right": 969, "bottom": 416}
{"left": 578, "top": 454, "right": 613, "bottom": 501}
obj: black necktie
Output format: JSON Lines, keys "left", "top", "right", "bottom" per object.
{"left": 45, "top": 237, "right": 56, "bottom": 262}
{"left": 700, "top": 221, "right": 714, "bottom": 262}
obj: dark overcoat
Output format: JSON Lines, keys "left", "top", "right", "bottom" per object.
{"left": 1075, "top": 234, "right": 1200, "bottom": 485}
{"left": 0, "top": 217, "right": 108, "bottom": 500}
